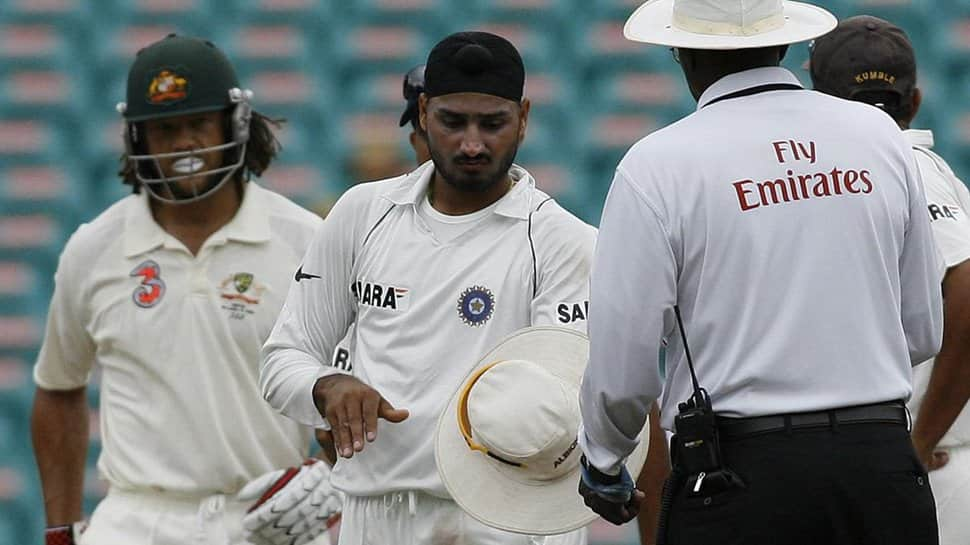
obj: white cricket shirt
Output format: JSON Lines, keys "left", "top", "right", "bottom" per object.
{"left": 905, "top": 129, "right": 970, "bottom": 447}
{"left": 261, "top": 163, "right": 596, "bottom": 497}
{"left": 579, "top": 67, "right": 944, "bottom": 473}
{"left": 34, "top": 183, "right": 322, "bottom": 495}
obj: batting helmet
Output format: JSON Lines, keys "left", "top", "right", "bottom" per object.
{"left": 117, "top": 34, "right": 253, "bottom": 203}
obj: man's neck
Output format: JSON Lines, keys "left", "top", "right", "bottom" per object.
{"left": 429, "top": 173, "right": 512, "bottom": 216}
{"left": 149, "top": 179, "right": 244, "bottom": 255}
{"left": 692, "top": 64, "right": 782, "bottom": 100}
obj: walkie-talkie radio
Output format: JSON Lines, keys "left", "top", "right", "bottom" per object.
{"left": 659, "top": 306, "right": 738, "bottom": 545}
{"left": 657, "top": 316, "right": 746, "bottom": 545}
{"left": 674, "top": 388, "right": 722, "bottom": 476}
{"left": 669, "top": 306, "right": 751, "bottom": 500}
{"left": 670, "top": 307, "right": 724, "bottom": 476}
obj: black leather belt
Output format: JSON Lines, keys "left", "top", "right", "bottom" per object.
{"left": 717, "top": 401, "right": 908, "bottom": 439}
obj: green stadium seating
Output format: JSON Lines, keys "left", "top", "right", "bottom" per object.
{"left": 590, "top": 0, "right": 644, "bottom": 19}
{"left": 466, "top": 18, "right": 570, "bottom": 71}
{"left": 0, "top": 261, "right": 48, "bottom": 319}
{"left": 229, "top": 0, "right": 329, "bottom": 20}
{"left": 333, "top": 22, "right": 434, "bottom": 75}
{"left": 0, "top": 494, "right": 42, "bottom": 545}
{"left": 348, "top": 0, "right": 453, "bottom": 29}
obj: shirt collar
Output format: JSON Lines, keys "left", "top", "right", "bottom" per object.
{"left": 904, "top": 129, "right": 934, "bottom": 148}
{"left": 213, "top": 182, "right": 272, "bottom": 244}
{"left": 383, "top": 160, "right": 436, "bottom": 206}
{"left": 123, "top": 192, "right": 166, "bottom": 257}
{"left": 123, "top": 182, "right": 271, "bottom": 258}
{"left": 697, "top": 67, "right": 803, "bottom": 110}
{"left": 381, "top": 161, "right": 535, "bottom": 220}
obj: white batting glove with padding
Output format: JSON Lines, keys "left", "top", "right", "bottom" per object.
{"left": 237, "top": 459, "right": 343, "bottom": 545}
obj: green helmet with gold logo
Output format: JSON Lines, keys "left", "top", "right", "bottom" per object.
{"left": 121, "top": 34, "right": 242, "bottom": 122}
{"left": 118, "top": 34, "right": 254, "bottom": 203}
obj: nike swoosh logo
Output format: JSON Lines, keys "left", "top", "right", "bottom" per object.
{"left": 294, "top": 266, "right": 321, "bottom": 283}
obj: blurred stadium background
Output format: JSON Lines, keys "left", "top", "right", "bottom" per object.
{"left": 0, "top": 0, "right": 968, "bottom": 543}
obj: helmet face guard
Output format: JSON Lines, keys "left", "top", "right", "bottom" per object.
{"left": 118, "top": 34, "right": 254, "bottom": 204}
{"left": 120, "top": 88, "right": 252, "bottom": 204}
{"left": 125, "top": 139, "right": 248, "bottom": 204}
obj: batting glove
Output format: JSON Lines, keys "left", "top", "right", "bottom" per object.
{"left": 44, "top": 522, "right": 86, "bottom": 545}
{"left": 237, "top": 459, "right": 343, "bottom": 545}
{"left": 578, "top": 454, "right": 638, "bottom": 525}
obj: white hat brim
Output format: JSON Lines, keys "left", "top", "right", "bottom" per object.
{"left": 435, "top": 326, "right": 651, "bottom": 535}
{"left": 624, "top": 0, "right": 837, "bottom": 49}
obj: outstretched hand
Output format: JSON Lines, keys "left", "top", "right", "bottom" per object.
{"left": 578, "top": 454, "right": 644, "bottom": 525}
{"left": 313, "top": 375, "right": 409, "bottom": 458}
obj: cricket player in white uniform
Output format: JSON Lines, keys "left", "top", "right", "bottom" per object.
{"left": 327, "top": 62, "right": 431, "bottom": 379}
{"left": 811, "top": 16, "right": 970, "bottom": 545}
{"left": 577, "top": 2, "right": 944, "bottom": 544}
{"left": 317, "top": 63, "right": 434, "bottom": 464}
{"left": 262, "top": 31, "right": 593, "bottom": 544}
{"left": 31, "top": 35, "right": 339, "bottom": 545}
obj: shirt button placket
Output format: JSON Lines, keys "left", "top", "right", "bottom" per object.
{"left": 192, "top": 258, "right": 209, "bottom": 295}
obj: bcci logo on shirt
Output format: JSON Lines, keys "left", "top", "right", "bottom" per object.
{"left": 457, "top": 286, "right": 495, "bottom": 327}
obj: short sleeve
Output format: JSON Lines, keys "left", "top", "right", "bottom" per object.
{"left": 33, "top": 230, "right": 97, "bottom": 390}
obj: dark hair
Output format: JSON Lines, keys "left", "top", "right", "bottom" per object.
{"left": 851, "top": 90, "right": 914, "bottom": 123}
{"left": 118, "top": 109, "right": 285, "bottom": 189}
{"left": 680, "top": 46, "right": 788, "bottom": 101}
{"left": 245, "top": 110, "right": 285, "bottom": 177}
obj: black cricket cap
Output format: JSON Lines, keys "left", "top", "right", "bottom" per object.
{"left": 399, "top": 64, "right": 426, "bottom": 127}
{"left": 810, "top": 15, "right": 916, "bottom": 103}
{"left": 424, "top": 31, "right": 525, "bottom": 103}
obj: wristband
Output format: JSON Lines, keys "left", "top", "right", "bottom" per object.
{"left": 44, "top": 525, "right": 74, "bottom": 545}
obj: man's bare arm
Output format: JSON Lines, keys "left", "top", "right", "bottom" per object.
{"left": 31, "top": 387, "right": 89, "bottom": 525}
{"left": 637, "top": 403, "right": 670, "bottom": 545}
{"left": 912, "top": 260, "right": 970, "bottom": 469}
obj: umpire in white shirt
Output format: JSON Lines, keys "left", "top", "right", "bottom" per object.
{"left": 812, "top": 16, "right": 970, "bottom": 545}
{"left": 576, "top": 1, "right": 945, "bottom": 544}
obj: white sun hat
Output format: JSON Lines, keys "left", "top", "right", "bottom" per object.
{"left": 625, "top": 0, "right": 836, "bottom": 50}
{"left": 434, "top": 326, "right": 651, "bottom": 535}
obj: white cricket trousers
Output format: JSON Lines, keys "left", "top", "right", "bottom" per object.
{"left": 78, "top": 488, "right": 333, "bottom": 545}
{"left": 337, "top": 490, "right": 588, "bottom": 545}
{"left": 931, "top": 444, "right": 970, "bottom": 545}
